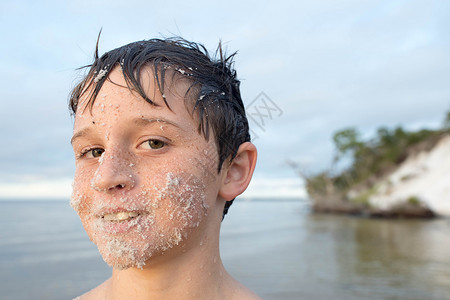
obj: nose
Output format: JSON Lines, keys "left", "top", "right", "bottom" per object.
{"left": 90, "top": 149, "right": 136, "bottom": 192}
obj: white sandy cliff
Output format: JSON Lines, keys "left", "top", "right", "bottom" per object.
{"left": 369, "top": 135, "right": 450, "bottom": 216}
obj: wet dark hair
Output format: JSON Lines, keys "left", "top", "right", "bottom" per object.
{"left": 69, "top": 35, "right": 250, "bottom": 218}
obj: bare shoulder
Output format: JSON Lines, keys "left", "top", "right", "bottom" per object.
{"left": 74, "top": 278, "right": 110, "bottom": 300}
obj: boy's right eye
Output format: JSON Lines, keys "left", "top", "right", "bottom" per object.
{"left": 81, "top": 148, "right": 105, "bottom": 159}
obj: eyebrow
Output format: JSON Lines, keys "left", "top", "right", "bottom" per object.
{"left": 71, "top": 127, "right": 93, "bottom": 145}
{"left": 71, "top": 117, "right": 185, "bottom": 145}
{"left": 133, "top": 117, "right": 183, "bottom": 130}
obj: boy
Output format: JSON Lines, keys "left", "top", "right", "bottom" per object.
{"left": 69, "top": 36, "right": 259, "bottom": 299}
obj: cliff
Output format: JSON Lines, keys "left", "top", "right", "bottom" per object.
{"left": 366, "top": 135, "right": 450, "bottom": 216}
{"left": 302, "top": 120, "right": 450, "bottom": 218}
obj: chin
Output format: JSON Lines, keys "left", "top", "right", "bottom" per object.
{"left": 93, "top": 226, "right": 194, "bottom": 270}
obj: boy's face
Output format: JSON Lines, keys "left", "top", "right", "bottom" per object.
{"left": 70, "top": 67, "right": 223, "bottom": 269}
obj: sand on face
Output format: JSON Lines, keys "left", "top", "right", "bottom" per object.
{"left": 70, "top": 67, "right": 219, "bottom": 270}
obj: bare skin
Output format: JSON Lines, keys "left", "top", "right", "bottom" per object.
{"left": 71, "top": 67, "right": 259, "bottom": 299}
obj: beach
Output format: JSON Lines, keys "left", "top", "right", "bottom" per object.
{"left": 1, "top": 199, "right": 449, "bottom": 300}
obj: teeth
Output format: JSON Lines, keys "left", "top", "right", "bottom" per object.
{"left": 103, "top": 211, "right": 139, "bottom": 221}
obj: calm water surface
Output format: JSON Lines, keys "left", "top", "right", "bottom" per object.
{"left": 0, "top": 200, "right": 449, "bottom": 300}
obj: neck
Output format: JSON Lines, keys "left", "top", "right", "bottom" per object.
{"left": 105, "top": 229, "right": 234, "bottom": 299}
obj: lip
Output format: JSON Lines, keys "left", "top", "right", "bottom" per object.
{"left": 92, "top": 206, "right": 149, "bottom": 234}
{"left": 94, "top": 213, "right": 147, "bottom": 234}
{"left": 93, "top": 204, "right": 146, "bottom": 217}
{"left": 103, "top": 211, "right": 140, "bottom": 221}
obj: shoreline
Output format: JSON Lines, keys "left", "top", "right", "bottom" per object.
{"left": 311, "top": 197, "right": 436, "bottom": 219}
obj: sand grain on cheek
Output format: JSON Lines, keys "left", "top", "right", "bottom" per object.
{"left": 71, "top": 177, "right": 100, "bottom": 247}
{"left": 89, "top": 172, "right": 209, "bottom": 270}
{"left": 158, "top": 172, "right": 209, "bottom": 231}
{"left": 70, "top": 170, "right": 91, "bottom": 215}
{"left": 69, "top": 189, "right": 83, "bottom": 213}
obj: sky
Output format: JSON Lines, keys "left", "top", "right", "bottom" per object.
{"left": 0, "top": 0, "right": 449, "bottom": 199}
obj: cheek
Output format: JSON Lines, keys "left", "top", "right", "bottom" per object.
{"left": 185, "top": 146, "right": 221, "bottom": 185}
{"left": 70, "top": 168, "right": 93, "bottom": 222}
{"left": 70, "top": 188, "right": 95, "bottom": 244}
{"left": 152, "top": 172, "right": 209, "bottom": 228}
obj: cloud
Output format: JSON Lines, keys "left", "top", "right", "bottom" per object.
{"left": 0, "top": 0, "right": 449, "bottom": 198}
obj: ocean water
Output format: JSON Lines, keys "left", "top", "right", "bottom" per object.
{"left": 1, "top": 199, "right": 449, "bottom": 300}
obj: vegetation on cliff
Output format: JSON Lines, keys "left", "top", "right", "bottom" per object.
{"left": 295, "top": 111, "right": 450, "bottom": 217}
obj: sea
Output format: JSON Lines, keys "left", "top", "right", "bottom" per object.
{"left": 1, "top": 199, "right": 450, "bottom": 300}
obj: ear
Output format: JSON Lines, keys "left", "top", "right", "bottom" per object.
{"left": 219, "top": 142, "right": 257, "bottom": 201}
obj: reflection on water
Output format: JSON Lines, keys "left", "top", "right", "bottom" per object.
{"left": 221, "top": 200, "right": 450, "bottom": 300}
{"left": 0, "top": 200, "right": 449, "bottom": 300}
{"left": 309, "top": 213, "right": 450, "bottom": 300}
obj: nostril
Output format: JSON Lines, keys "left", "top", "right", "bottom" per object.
{"left": 107, "top": 183, "right": 126, "bottom": 190}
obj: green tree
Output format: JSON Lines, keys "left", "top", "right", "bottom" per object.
{"left": 333, "top": 128, "right": 362, "bottom": 161}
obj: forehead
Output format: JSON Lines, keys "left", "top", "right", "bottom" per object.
{"left": 74, "top": 66, "right": 197, "bottom": 125}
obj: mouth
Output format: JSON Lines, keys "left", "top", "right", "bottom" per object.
{"left": 102, "top": 211, "right": 141, "bottom": 222}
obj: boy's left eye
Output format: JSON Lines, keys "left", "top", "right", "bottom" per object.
{"left": 142, "top": 139, "right": 166, "bottom": 150}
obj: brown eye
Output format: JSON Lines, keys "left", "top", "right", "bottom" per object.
{"left": 148, "top": 139, "right": 165, "bottom": 149}
{"left": 91, "top": 148, "right": 105, "bottom": 157}
{"left": 82, "top": 148, "right": 104, "bottom": 158}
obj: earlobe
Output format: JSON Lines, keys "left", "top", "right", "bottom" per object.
{"left": 219, "top": 142, "right": 257, "bottom": 201}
